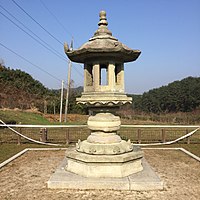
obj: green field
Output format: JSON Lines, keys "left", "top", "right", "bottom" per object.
{"left": 0, "top": 110, "right": 50, "bottom": 125}
{"left": 0, "top": 143, "right": 63, "bottom": 163}
{"left": 0, "top": 109, "right": 199, "bottom": 164}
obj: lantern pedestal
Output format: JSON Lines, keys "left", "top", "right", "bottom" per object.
{"left": 66, "top": 112, "right": 143, "bottom": 178}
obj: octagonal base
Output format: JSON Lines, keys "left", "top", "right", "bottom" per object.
{"left": 66, "top": 149, "right": 143, "bottom": 178}
{"left": 48, "top": 157, "right": 164, "bottom": 190}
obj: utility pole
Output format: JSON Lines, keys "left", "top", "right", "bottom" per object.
{"left": 64, "top": 38, "right": 73, "bottom": 122}
{"left": 53, "top": 102, "right": 56, "bottom": 115}
{"left": 59, "top": 80, "right": 64, "bottom": 123}
{"left": 44, "top": 100, "right": 47, "bottom": 114}
{"left": 64, "top": 61, "right": 72, "bottom": 122}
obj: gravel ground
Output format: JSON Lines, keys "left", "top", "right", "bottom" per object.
{"left": 0, "top": 148, "right": 200, "bottom": 200}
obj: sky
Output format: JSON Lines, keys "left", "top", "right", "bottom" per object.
{"left": 0, "top": 0, "right": 200, "bottom": 94}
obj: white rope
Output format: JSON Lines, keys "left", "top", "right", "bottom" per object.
{"left": 1, "top": 147, "right": 199, "bottom": 169}
{"left": 1, "top": 119, "right": 199, "bottom": 147}
{"left": 0, "top": 124, "right": 199, "bottom": 128}
{"left": 0, "top": 124, "right": 87, "bottom": 128}
{"left": 122, "top": 125, "right": 200, "bottom": 128}
{"left": 133, "top": 127, "right": 200, "bottom": 146}
{"left": 0, "top": 119, "right": 62, "bottom": 146}
{"left": 0, "top": 149, "right": 28, "bottom": 169}
{"left": 142, "top": 147, "right": 200, "bottom": 162}
{"left": 0, "top": 148, "right": 68, "bottom": 169}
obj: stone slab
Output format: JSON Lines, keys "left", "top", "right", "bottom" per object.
{"left": 129, "top": 159, "right": 164, "bottom": 190}
{"left": 47, "top": 158, "right": 164, "bottom": 191}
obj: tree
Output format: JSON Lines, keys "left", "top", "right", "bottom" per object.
{"left": 133, "top": 76, "right": 200, "bottom": 113}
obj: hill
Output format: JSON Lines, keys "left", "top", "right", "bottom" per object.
{"left": 1, "top": 63, "right": 199, "bottom": 115}
{"left": 133, "top": 76, "right": 200, "bottom": 113}
{"left": 0, "top": 64, "right": 84, "bottom": 114}
{"left": 0, "top": 109, "right": 50, "bottom": 124}
{"left": 0, "top": 64, "right": 53, "bottom": 111}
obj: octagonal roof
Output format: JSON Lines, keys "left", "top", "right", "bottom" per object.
{"left": 64, "top": 11, "right": 141, "bottom": 63}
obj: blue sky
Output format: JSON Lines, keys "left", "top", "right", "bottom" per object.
{"left": 0, "top": 0, "right": 199, "bottom": 94}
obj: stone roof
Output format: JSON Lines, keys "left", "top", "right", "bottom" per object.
{"left": 64, "top": 11, "right": 141, "bottom": 63}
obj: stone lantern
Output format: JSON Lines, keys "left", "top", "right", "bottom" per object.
{"left": 64, "top": 11, "right": 143, "bottom": 178}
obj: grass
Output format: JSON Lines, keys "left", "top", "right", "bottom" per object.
{"left": 0, "top": 143, "right": 199, "bottom": 164}
{"left": 0, "top": 110, "right": 50, "bottom": 125}
{"left": 0, "top": 110, "right": 87, "bottom": 125}
{"left": 0, "top": 143, "right": 67, "bottom": 163}
{"left": 0, "top": 109, "right": 199, "bottom": 165}
{"left": 120, "top": 110, "right": 200, "bottom": 125}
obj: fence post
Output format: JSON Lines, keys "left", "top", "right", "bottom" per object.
{"left": 17, "top": 123, "right": 22, "bottom": 145}
{"left": 17, "top": 132, "right": 21, "bottom": 145}
{"left": 162, "top": 129, "right": 166, "bottom": 143}
{"left": 39, "top": 128, "right": 42, "bottom": 142}
{"left": 186, "top": 129, "right": 190, "bottom": 144}
{"left": 40, "top": 128, "right": 47, "bottom": 143}
{"left": 137, "top": 129, "right": 141, "bottom": 144}
{"left": 44, "top": 128, "right": 48, "bottom": 142}
{"left": 66, "top": 128, "right": 70, "bottom": 145}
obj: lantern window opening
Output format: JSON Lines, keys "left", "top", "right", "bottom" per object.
{"left": 100, "top": 63, "right": 108, "bottom": 86}
{"left": 115, "top": 63, "right": 121, "bottom": 85}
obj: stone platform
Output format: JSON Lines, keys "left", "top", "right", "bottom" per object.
{"left": 66, "top": 148, "right": 143, "bottom": 178}
{"left": 47, "top": 158, "right": 164, "bottom": 191}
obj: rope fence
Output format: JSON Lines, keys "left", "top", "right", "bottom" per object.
{"left": 0, "top": 121, "right": 200, "bottom": 145}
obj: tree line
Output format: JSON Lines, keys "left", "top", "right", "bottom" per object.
{"left": 0, "top": 64, "right": 85, "bottom": 114}
{"left": 1, "top": 63, "right": 199, "bottom": 115}
{"left": 132, "top": 76, "right": 200, "bottom": 113}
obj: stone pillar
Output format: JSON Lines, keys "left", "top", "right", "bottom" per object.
{"left": 115, "top": 63, "right": 125, "bottom": 92}
{"left": 120, "top": 64, "right": 125, "bottom": 92}
{"left": 84, "top": 64, "right": 93, "bottom": 92}
{"left": 108, "top": 62, "right": 115, "bottom": 91}
{"left": 84, "top": 64, "right": 88, "bottom": 91}
{"left": 93, "top": 63, "right": 100, "bottom": 91}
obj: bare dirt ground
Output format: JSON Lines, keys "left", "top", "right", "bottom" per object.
{"left": 0, "top": 149, "right": 199, "bottom": 200}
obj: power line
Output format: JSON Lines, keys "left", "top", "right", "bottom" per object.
{"left": 39, "top": 1, "right": 84, "bottom": 78}
{"left": 72, "top": 63, "right": 84, "bottom": 77}
{"left": 0, "top": 42, "right": 62, "bottom": 82}
{"left": 0, "top": 5, "right": 83, "bottom": 75}
{"left": 39, "top": 0, "right": 81, "bottom": 49}
{"left": 0, "top": 4, "right": 66, "bottom": 61}
{"left": 40, "top": 0, "right": 73, "bottom": 39}
{"left": 0, "top": 9, "right": 84, "bottom": 79}
{"left": 3, "top": 0, "right": 84, "bottom": 80}
{"left": 0, "top": 10, "right": 66, "bottom": 62}
{"left": 11, "top": 0, "right": 63, "bottom": 46}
